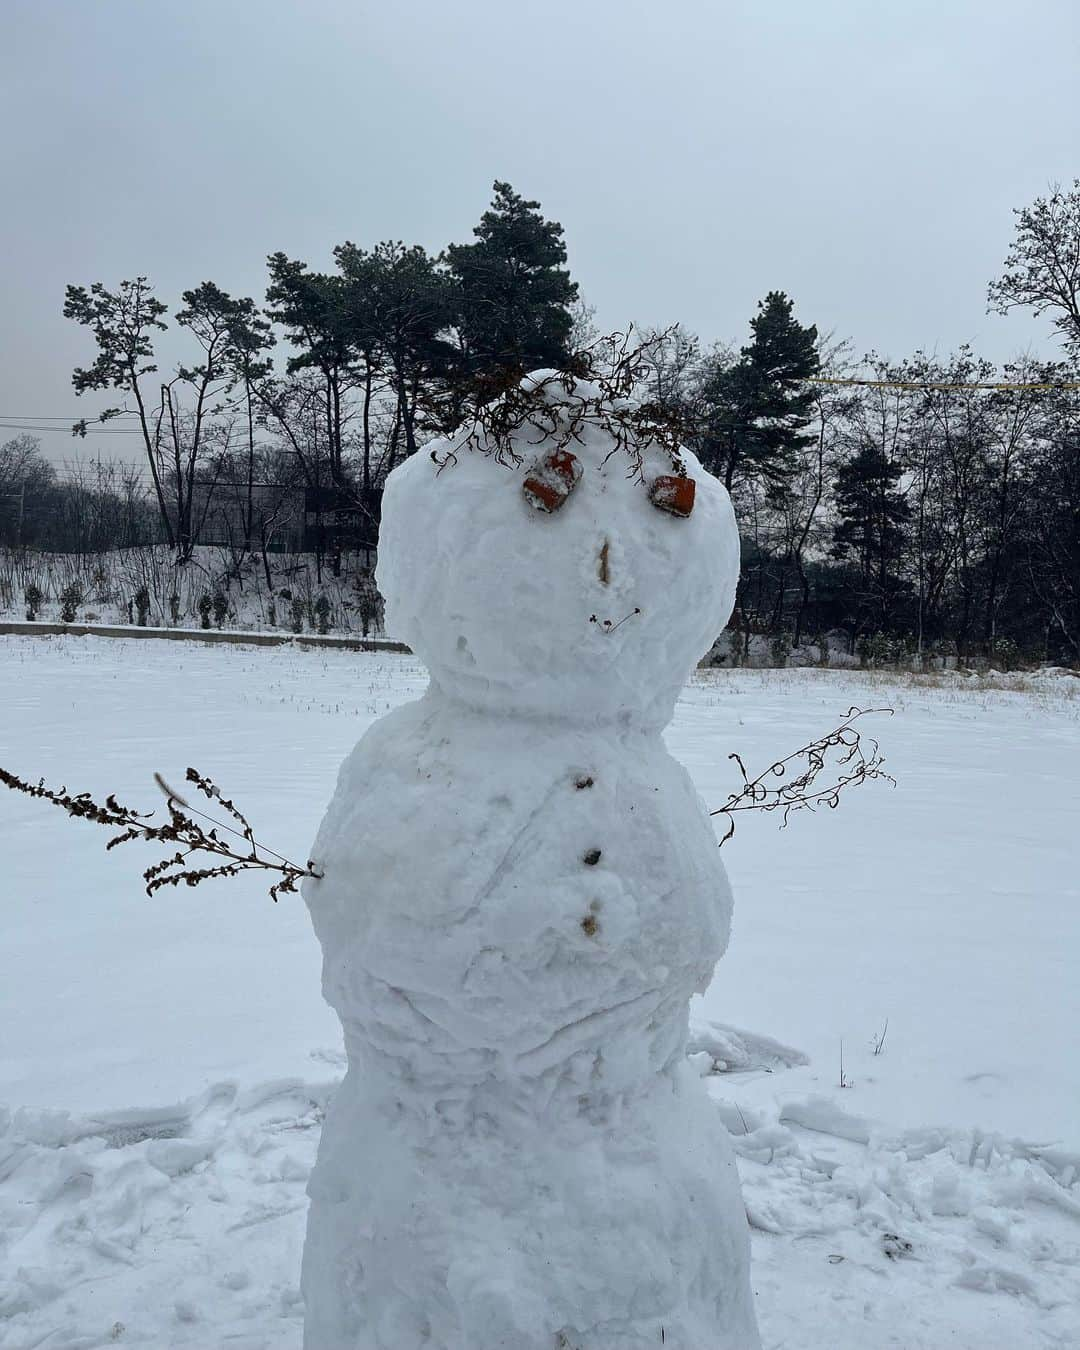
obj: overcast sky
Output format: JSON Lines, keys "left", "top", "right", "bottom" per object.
{"left": 2, "top": 0, "right": 1077, "bottom": 466}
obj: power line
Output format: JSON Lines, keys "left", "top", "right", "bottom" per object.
{"left": 0, "top": 412, "right": 138, "bottom": 420}
{"left": 0, "top": 422, "right": 145, "bottom": 435}
{"left": 800, "top": 376, "right": 1080, "bottom": 391}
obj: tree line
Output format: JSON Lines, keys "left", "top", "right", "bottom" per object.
{"left": 640, "top": 312, "right": 1080, "bottom": 667}
{"left": 3, "top": 178, "right": 1078, "bottom": 664}
{"left": 53, "top": 181, "right": 578, "bottom": 571}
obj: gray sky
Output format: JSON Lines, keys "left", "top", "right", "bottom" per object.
{"left": 2, "top": 0, "right": 1077, "bottom": 467}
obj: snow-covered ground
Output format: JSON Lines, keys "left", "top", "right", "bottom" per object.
{"left": 1, "top": 635, "right": 1078, "bottom": 1348}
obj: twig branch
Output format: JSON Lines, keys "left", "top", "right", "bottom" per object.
{"left": 588, "top": 606, "right": 641, "bottom": 635}
{"left": 711, "top": 706, "right": 895, "bottom": 846}
{"left": 435, "top": 328, "right": 696, "bottom": 478}
{"left": 0, "top": 765, "right": 321, "bottom": 902}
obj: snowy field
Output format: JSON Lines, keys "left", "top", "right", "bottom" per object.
{"left": 1, "top": 634, "right": 1078, "bottom": 1348}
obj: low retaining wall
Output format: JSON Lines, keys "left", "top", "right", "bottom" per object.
{"left": 0, "top": 620, "right": 412, "bottom": 655}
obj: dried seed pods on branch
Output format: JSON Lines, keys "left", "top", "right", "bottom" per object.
{"left": 0, "top": 765, "right": 321, "bottom": 902}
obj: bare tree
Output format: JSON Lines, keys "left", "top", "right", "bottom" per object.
{"left": 783, "top": 339, "right": 856, "bottom": 646}
{"left": 988, "top": 180, "right": 1080, "bottom": 358}
{"left": 0, "top": 435, "right": 56, "bottom": 547}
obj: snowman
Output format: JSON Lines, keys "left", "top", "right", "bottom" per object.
{"left": 301, "top": 371, "right": 762, "bottom": 1349}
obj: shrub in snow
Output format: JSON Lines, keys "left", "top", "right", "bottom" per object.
{"left": 168, "top": 592, "right": 181, "bottom": 625}
{"left": 134, "top": 586, "right": 150, "bottom": 627}
{"left": 24, "top": 583, "right": 42, "bottom": 621}
{"left": 859, "top": 630, "right": 909, "bottom": 669}
{"left": 197, "top": 594, "right": 212, "bottom": 630}
{"left": 212, "top": 592, "right": 228, "bottom": 630}
{"left": 769, "top": 630, "right": 792, "bottom": 668}
{"left": 59, "top": 582, "right": 82, "bottom": 624}
{"left": 289, "top": 596, "right": 305, "bottom": 634}
{"left": 353, "top": 570, "right": 382, "bottom": 637}
{"left": 300, "top": 353, "right": 763, "bottom": 1349}
{"left": 991, "top": 636, "right": 1020, "bottom": 671}
{"left": 314, "top": 595, "right": 331, "bottom": 636}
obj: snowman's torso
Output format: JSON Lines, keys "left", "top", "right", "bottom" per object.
{"left": 308, "top": 694, "right": 730, "bottom": 1097}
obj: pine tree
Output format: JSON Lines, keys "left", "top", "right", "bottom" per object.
{"left": 265, "top": 254, "right": 358, "bottom": 492}
{"left": 334, "top": 240, "right": 457, "bottom": 461}
{"left": 697, "top": 291, "right": 820, "bottom": 498}
{"left": 831, "top": 443, "right": 910, "bottom": 632}
{"left": 446, "top": 181, "right": 578, "bottom": 399}
{"left": 63, "top": 278, "right": 174, "bottom": 546}
{"left": 178, "top": 284, "right": 274, "bottom": 556}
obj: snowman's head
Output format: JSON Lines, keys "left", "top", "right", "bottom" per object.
{"left": 377, "top": 377, "right": 739, "bottom": 729}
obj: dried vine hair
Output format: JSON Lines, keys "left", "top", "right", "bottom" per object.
{"left": 712, "top": 706, "right": 895, "bottom": 845}
{"left": 430, "top": 327, "right": 696, "bottom": 479}
{"left": 0, "top": 764, "right": 320, "bottom": 902}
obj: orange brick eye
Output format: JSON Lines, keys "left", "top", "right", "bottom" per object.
{"left": 649, "top": 475, "right": 696, "bottom": 517}
{"left": 523, "top": 449, "right": 583, "bottom": 513}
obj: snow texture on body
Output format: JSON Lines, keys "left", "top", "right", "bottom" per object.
{"left": 4, "top": 1072, "right": 1078, "bottom": 1350}
{"left": 301, "top": 385, "right": 760, "bottom": 1348}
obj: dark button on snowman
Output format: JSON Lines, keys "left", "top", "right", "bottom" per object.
{"left": 302, "top": 371, "right": 761, "bottom": 1349}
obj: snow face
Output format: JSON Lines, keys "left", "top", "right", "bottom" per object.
{"left": 377, "top": 408, "right": 739, "bottom": 728}
{"left": 302, "top": 393, "right": 759, "bottom": 1347}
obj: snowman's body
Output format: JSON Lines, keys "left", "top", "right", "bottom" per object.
{"left": 302, "top": 380, "right": 761, "bottom": 1349}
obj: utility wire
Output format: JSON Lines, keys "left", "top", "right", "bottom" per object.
{"left": 798, "top": 376, "right": 1080, "bottom": 391}
{"left": 0, "top": 422, "right": 145, "bottom": 435}
{"left": 0, "top": 412, "right": 138, "bottom": 420}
